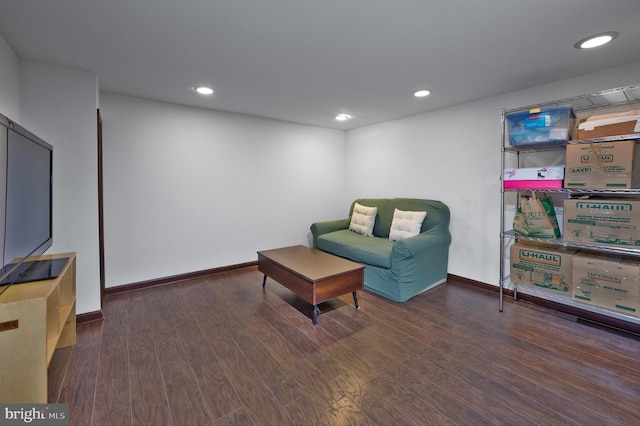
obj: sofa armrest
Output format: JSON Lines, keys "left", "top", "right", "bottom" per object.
{"left": 391, "top": 225, "right": 452, "bottom": 279}
{"left": 310, "top": 219, "right": 350, "bottom": 248}
{"left": 393, "top": 225, "right": 452, "bottom": 258}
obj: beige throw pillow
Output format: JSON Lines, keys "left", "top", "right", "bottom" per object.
{"left": 389, "top": 208, "right": 427, "bottom": 241}
{"left": 349, "top": 203, "right": 377, "bottom": 237}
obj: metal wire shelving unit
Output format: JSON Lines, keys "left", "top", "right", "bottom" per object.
{"left": 499, "top": 84, "right": 640, "bottom": 329}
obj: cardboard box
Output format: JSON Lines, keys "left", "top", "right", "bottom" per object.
{"left": 506, "top": 106, "right": 575, "bottom": 146}
{"left": 572, "top": 251, "right": 639, "bottom": 315}
{"left": 510, "top": 242, "right": 577, "bottom": 293}
{"left": 563, "top": 198, "right": 640, "bottom": 249}
{"left": 564, "top": 141, "right": 635, "bottom": 189}
{"left": 577, "top": 110, "right": 640, "bottom": 140}
{"left": 503, "top": 166, "right": 564, "bottom": 190}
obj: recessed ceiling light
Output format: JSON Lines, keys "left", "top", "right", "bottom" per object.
{"left": 413, "top": 89, "right": 431, "bottom": 98}
{"left": 194, "top": 86, "right": 214, "bottom": 95}
{"left": 574, "top": 31, "right": 619, "bottom": 49}
{"left": 335, "top": 114, "right": 352, "bottom": 121}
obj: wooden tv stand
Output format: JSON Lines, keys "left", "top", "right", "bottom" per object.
{"left": 0, "top": 252, "right": 76, "bottom": 403}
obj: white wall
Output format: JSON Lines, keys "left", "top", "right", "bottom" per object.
{"left": 0, "top": 35, "right": 20, "bottom": 120}
{"left": 346, "top": 60, "right": 640, "bottom": 287}
{"left": 19, "top": 61, "right": 101, "bottom": 314}
{"left": 100, "top": 93, "right": 347, "bottom": 287}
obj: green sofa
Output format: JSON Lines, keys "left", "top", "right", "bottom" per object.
{"left": 311, "top": 198, "right": 451, "bottom": 302}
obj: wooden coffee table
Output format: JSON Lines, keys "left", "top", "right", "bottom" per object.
{"left": 257, "top": 245, "right": 364, "bottom": 324}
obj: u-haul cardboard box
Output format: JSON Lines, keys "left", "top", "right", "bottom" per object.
{"left": 510, "top": 242, "right": 576, "bottom": 293}
{"left": 572, "top": 251, "right": 639, "bottom": 316}
{"left": 563, "top": 198, "right": 640, "bottom": 249}
{"left": 564, "top": 141, "right": 635, "bottom": 189}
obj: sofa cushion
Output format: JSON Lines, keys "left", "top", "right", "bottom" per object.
{"left": 389, "top": 209, "right": 427, "bottom": 241}
{"left": 317, "top": 229, "right": 393, "bottom": 269}
{"left": 348, "top": 202, "right": 377, "bottom": 237}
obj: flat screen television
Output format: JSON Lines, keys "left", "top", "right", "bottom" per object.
{"left": 0, "top": 113, "right": 58, "bottom": 293}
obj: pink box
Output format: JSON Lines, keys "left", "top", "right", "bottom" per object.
{"left": 503, "top": 179, "right": 563, "bottom": 189}
{"left": 503, "top": 166, "right": 564, "bottom": 190}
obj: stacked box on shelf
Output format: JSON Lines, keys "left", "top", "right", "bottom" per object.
{"left": 572, "top": 251, "right": 639, "bottom": 316}
{"left": 564, "top": 140, "right": 635, "bottom": 189}
{"left": 510, "top": 242, "right": 577, "bottom": 293}
{"left": 577, "top": 109, "right": 640, "bottom": 140}
{"left": 503, "top": 166, "right": 565, "bottom": 190}
{"left": 563, "top": 198, "right": 640, "bottom": 249}
{"left": 506, "top": 106, "right": 575, "bottom": 146}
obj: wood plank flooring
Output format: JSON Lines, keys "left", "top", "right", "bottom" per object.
{"left": 48, "top": 267, "right": 640, "bottom": 425}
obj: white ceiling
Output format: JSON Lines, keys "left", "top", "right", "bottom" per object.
{"left": 1, "top": 0, "right": 640, "bottom": 130}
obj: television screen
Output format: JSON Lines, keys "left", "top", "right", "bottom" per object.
{"left": 0, "top": 114, "right": 53, "bottom": 289}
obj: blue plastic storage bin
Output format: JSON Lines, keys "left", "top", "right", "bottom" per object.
{"left": 506, "top": 106, "right": 575, "bottom": 146}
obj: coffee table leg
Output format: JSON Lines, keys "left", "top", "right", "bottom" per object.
{"left": 313, "top": 305, "right": 319, "bottom": 325}
{"left": 262, "top": 274, "right": 267, "bottom": 288}
{"left": 352, "top": 291, "right": 359, "bottom": 309}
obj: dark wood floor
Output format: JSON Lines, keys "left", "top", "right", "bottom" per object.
{"left": 48, "top": 267, "right": 640, "bottom": 425}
